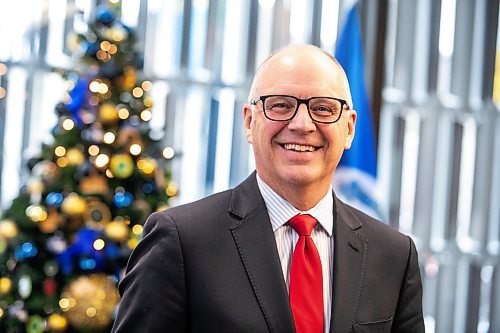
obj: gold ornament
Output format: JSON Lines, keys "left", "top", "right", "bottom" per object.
{"left": 117, "top": 67, "right": 137, "bottom": 90}
{"left": 60, "top": 274, "right": 119, "bottom": 330}
{"left": 105, "top": 220, "right": 129, "bottom": 242}
{"left": 156, "top": 203, "right": 169, "bottom": 212}
{"left": 39, "top": 209, "right": 64, "bottom": 234}
{"left": 65, "top": 148, "right": 85, "bottom": 166}
{"left": 61, "top": 193, "right": 87, "bottom": 217}
{"left": 155, "top": 167, "right": 167, "bottom": 190}
{"left": 109, "top": 154, "right": 134, "bottom": 179}
{"left": 79, "top": 173, "right": 109, "bottom": 195}
{"left": 166, "top": 183, "right": 178, "bottom": 197}
{"left": 26, "top": 204, "right": 48, "bottom": 222}
{"left": 0, "top": 277, "right": 12, "bottom": 294}
{"left": 133, "top": 199, "right": 152, "bottom": 221}
{"left": 137, "top": 157, "right": 157, "bottom": 177}
{"left": 66, "top": 33, "right": 80, "bottom": 53}
{"left": 32, "top": 161, "right": 60, "bottom": 184}
{"left": 0, "top": 219, "right": 18, "bottom": 239}
{"left": 117, "top": 127, "right": 142, "bottom": 147}
{"left": 98, "top": 103, "right": 119, "bottom": 124}
{"left": 47, "top": 313, "right": 68, "bottom": 332}
{"left": 84, "top": 199, "right": 112, "bottom": 230}
{"left": 27, "top": 179, "right": 45, "bottom": 194}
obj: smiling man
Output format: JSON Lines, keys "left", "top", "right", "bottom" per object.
{"left": 112, "top": 45, "right": 425, "bottom": 333}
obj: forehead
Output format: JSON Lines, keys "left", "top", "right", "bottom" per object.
{"left": 254, "top": 48, "right": 349, "bottom": 99}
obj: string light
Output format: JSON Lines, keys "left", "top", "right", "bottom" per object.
{"left": 128, "top": 238, "right": 139, "bottom": 249}
{"left": 100, "top": 41, "right": 111, "bottom": 51}
{"left": 141, "top": 81, "right": 153, "bottom": 91}
{"left": 96, "top": 50, "right": 111, "bottom": 62}
{"left": 98, "top": 82, "right": 109, "bottom": 94}
{"left": 86, "top": 307, "right": 97, "bottom": 317}
{"left": 93, "top": 239, "right": 105, "bottom": 251}
{"left": 132, "top": 87, "right": 143, "bottom": 98}
{"left": 132, "top": 224, "right": 143, "bottom": 235}
{"left": 163, "top": 147, "right": 175, "bottom": 159}
{"left": 140, "top": 110, "right": 152, "bottom": 121}
{"left": 118, "top": 108, "right": 129, "bottom": 119}
{"left": 166, "top": 183, "right": 177, "bottom": 197}
{"left": 89, "top": 96, "right": 99, "bottom": 106}
{"left": 108, "top": 44, "right": 118, "bottom": 54}
{"left": 144, "top": 97, "right": 153, "bottom": 107}
{"left": 0, "top": 87, "right": 5, "bottom": 99}
{"left": 95, "top": 154, "right": 110, "bottom": 168}
{"left": 54, "top": 146, "right": 66, "bottom": 157}
{"left": 0, "top": 63, "right": 8, "bottom": 75}
{"left": 103, "top": 132, "right": 116, "bottom": 144}
{"left": 62, "top": 119, "right": 75, "bottom": 130}
{"left": 112, "top": 29, "right": 125, "bottom": 42}
{"left": 26, "top": 205, "right": 48, "bottom": 222}
{"left": 89, "top": 81, "right": 101, "bottom": 93}
{"left": 88, "top": 145, "right": 100, "bottom": 156}
{"left": 57, "top": 157, "right": 68, "bottom": 168}
{"left": 129, "top": 144, "right": 142, "bottom": 155}
{"left": 59, "top": 298, "right": 70, "bottom": 310}
{"left": 105, "top": 169, "right": 114, "bottom": 178}
{"left": 137, "top": 158, "right": 156, "bottom": 174}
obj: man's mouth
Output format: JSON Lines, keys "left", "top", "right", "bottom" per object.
{"left": 281, "top": 143, "right": 320, "bottom": 152}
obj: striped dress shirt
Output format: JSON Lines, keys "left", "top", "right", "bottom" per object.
{"left": 256, "top": 174, "right": 334, "bottom": 333}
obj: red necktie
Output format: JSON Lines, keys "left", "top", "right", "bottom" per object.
{"left": 289, "top": 214, "right": 324, "bottom": 333}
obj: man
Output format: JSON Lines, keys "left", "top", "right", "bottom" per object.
{"left": 112, "top": 44, "right": 424, "bottom": 333}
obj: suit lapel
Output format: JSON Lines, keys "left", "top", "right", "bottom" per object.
{"left": 229, "top": 174, "right": 296, "bottom": 333}
{"left": 330, "top": 197, "right": 368, "bottom": 333}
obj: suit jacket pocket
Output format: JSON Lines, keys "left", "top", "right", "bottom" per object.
{"left": 352, "top": 317, "right": 393, "bottom": 333}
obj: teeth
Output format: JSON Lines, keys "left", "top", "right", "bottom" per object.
{"left": 283, "top": 144, "right": 316, "bottom": 152}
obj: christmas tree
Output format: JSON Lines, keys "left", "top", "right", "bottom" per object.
{"left": 0, "top": 5, "right": 176, "bottom": 332}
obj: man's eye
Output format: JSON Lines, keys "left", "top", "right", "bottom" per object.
{"left": 269, "top": 103, "right": 293, "bottom": 110}
{"left": 311, "top": 106, "right": 335, "bottom": 114}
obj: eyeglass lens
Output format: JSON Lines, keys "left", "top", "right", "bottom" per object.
{"left": 263, "top": 95, "right": 342, "bottom": 123}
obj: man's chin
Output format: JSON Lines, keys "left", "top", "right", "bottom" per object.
{"left": 281, "top": 170, "right": 319, "bottom": 187}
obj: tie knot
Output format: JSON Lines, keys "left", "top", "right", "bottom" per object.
{"left": 289, "top": 214, "right": 317, "bottom": 236}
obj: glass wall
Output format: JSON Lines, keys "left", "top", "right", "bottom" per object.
{"left": 0, "top": 0, "right": 499, "bottom": 331}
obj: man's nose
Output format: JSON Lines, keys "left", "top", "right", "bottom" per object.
{"left": 287, "top": 103, "right": 316, "bottom": 132}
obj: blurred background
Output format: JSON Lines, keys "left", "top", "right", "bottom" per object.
{"left": 0, "top": 0, "right": 499, "bottom": 332}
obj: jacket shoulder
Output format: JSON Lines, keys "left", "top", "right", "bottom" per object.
{"left": 335, "top": 197, "right": 412, "bottom": 250}
{"left": 157, "top": 189, "right": 234, "bottom": 222}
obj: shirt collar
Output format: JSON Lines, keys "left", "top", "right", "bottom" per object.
{"left": 256, "top": 173, "right": 333, "bottom": 236}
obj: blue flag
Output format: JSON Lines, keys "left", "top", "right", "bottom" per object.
{"left": 334, "top": 4, "right": 379, "bottom": 218}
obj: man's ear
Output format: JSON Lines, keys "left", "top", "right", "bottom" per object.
{"left": 344, "top": 109, "right": 356, "bottom": 149}
{"left": 243, "top": 104, "right": 253, "bottom": 144}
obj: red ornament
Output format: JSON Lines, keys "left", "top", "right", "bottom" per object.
{"left": 43, "top": 278, "right": 57, "bottom": 296}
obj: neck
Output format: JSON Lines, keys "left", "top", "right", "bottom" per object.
{"left": 261, "top": 176, "right": 331, "bottom": 211}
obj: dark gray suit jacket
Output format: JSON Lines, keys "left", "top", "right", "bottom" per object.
{"left": 112, "top": 173, "right": 424, "bottom": 332}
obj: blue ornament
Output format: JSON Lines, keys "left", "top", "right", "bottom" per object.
{"left": 15, "top": 242, "right": 38, "bottom": 260}
{"left": 142, "top": 182, "right": 155, "bottom": 194}
{"left": 56, "top": 228, "right": 106, "bottom": 275}
{"left": 105, "top": 242, "right": 120, "bottom": 259}
{"left": 114, "top": 192, "right": 133, "bottom": 208}
{"left": 46, "top": 192, "right": 64, "bottom": 206}
{"left": 96, "top": 6, "right": 116, "bottom": 25}
{"left": 79, "top": 258, "right": 97, "bottom": 270}
{"left": 118, "top": 20, "right": 132, "bottom": 33}
{"left": 65, "top": 77, "right": 90, "bottom": 126}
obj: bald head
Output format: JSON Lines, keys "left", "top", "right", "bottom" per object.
{"left": 249, "top": 44, "right": 352, "bottom": 107}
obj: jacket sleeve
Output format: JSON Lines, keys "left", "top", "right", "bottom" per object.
{"left": 112, "top": 212, "right": 188, "bottom": 333}
{"left": 391, "top": 236, "right": 425, "bottom": 332}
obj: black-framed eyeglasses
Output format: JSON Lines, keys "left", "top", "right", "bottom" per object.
{"left": 250, "top": 94, "right": 350, "bottom": 124}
